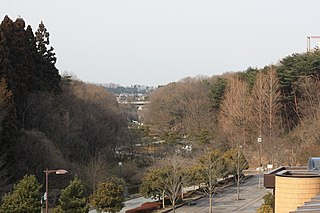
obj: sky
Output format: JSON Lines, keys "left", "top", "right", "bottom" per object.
{"left": 2, "top": 0, "right": 320, "bottom": 86}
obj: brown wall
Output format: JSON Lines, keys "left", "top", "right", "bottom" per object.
{"left": 275, "top": 175, "right": 320, "bottom": 213}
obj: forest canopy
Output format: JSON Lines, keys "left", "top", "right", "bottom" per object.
{"left": 1, "top": 15, "right": 320, "bottom": 207}
{"left": 0, "top": 16, "right": 132, "bottom": 197}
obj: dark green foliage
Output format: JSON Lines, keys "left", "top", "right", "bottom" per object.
{"left": 90, "top": 181, "right": 125, "bottom": 213}
{"left": 277, "top": 51, "right": 320, "bottom": 128}
{"left": 54, "top": 176, "right": 89, "bottom": 213}
{"left": 263, "top": 192, "right": 275, "bottom": 209}
{"left": 257, "top": 192, "right": 274, "bottom": 213}
{"left": 35, "top": 21, "right": 56, "bottom": 64}
{"left": 209, "top": 77, "right": 227, "bottom": 111}
{"left": 0, "top": 16, "right": 61, "bottom": 127}
{"left": 140, "top": 168, "right": 163, "bottom": 199}
{"left": 236, "top": 67, "right": 259, "bottom": 91}
{"left": 0, "top": 78, "right": 16, "bottom": 188}
{"left": 0, "top": 15, "right": 61, "bottom": 185}
{"left": 197, "top": 129, "right": 210, "bottom": 145}
{"left": 0, "top": 175, "right": 41, "bottom": 213}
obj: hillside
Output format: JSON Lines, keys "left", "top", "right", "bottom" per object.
{"left": 1, "top": 15, "right": 320, "bottom": 202}
{"left": 144, "top": 52, "right": 320, "bottom": 167}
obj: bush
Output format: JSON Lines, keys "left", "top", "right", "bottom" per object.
{"left": 90, "top": 181, "right": 124, "bottom": 213}
{"left": 125, "top": 202, "right": 160, "bottom": 213}
{"left": 257, "top": 192, "right": 274, "bottom": 213}
{"left": 0, "top": 175, "right": 42, "bottom": 213}
{"left": 54, "top": 176, "right": 89, "bottom": 213}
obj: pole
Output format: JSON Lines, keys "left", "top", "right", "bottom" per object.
{"left": 43, "top": 168, "right": 67, "bottom": 213}
{"left": 237, "top": 146, "right": 240, "bottom": 200}
{"left": 45, "top": 168, "right": 48, "bottom": 213}
{"left": 258, "top": 136, "right": 262, "bottom": 189}
{"left": 259, "top": 141, "right": 262, "bottom": 189}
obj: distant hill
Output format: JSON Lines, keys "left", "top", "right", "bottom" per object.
{"left": 102, "top": 83, "right": 155, "bottom": 95}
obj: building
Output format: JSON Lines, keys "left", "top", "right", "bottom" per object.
{"left": 264, "top": 158, "right": 320, "bottom": 213}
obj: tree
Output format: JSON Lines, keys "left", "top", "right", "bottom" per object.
{"left": 251, "top": 67, "right": 282, "bottom": 165}
{"left": 140, "top": 168, "right": 164, "bottom": 206}
{"left": 223, "top": 147, "right": 248, "bottom": 200}
{"left": 0, "top": 78, "right": 15, "bottom": 190}
{"left": 0, "top": 175, "right": 41, "bottom": 213}
{"left": 194, "top": 150, "right": 227, "bottom": 213}
{"left": 35, "top": 21, "right": 56, "bottom": 64}
{"left": 140, "top": 157, "right": 190, "bottom": 212}
{"left": 15, "top": 130, "right": 67, "bottom": 180}
{"left": 81, "top": 155, "right": 111, "bottom": 192}
{"left": 218, "top": 76, "right": 252, "bottom": 148}
{"left": 54, "top": 176, "right": 89, "bottom": 213}
{"left": 209, "top": 77, "right": 227, "bottom": 111}
{"left": 145, "top": 80, "right": 214, "bottom": 142}
{"left": 90, "top": 180, "right": 124, "bottom": 213}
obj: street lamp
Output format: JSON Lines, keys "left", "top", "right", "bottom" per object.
{"left": 257, "top": 136, "right": 262, "bottom": 189}
{"left": 118, "top": 162, "right": 122, "bottom": 177}
{"left": 237, "top": 145, "right": 243, "bottom": 200}
{"left": 44, "top": 168, "right": 68, "bottom": 213}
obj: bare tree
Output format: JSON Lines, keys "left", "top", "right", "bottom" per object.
{"left": 80, "top": 155, "right": 111, "bottom": 192}
{"left": 218, "top": 76, "right": 251, "bottom": 148}
{"left": 194, "top": 150, "right": 227, "bottom": 213}
{"left": 251, "top": 67, "right": 282, "bottom": 165}
{"left": 223, "top": 147, "right": 249, "bottom": 200}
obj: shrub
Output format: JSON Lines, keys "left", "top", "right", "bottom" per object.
{"left": 90, "top": 181, "right": 124, "bottom": 213}
{"left": 125, "top": 201, "right": 160, "bottom": 213}
{"left": 0, "top": 175, "right": 41, "bottom": 213}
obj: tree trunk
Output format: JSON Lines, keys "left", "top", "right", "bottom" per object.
{"left": 209, "top": 194, "right": 213, "bottom": 213}
{"left": 162, "top": 190, "right": 165, "bottom": 209}
{"left": 237, "top": 176, "right": 240, "bottom": 200}
{"left": 172, "top": 199, "right": 175, "bottom": 213}
{"left": 181, "top": 185, "right": 184, "bottom": 200}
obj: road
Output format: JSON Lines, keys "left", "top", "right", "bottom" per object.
{"left": 170, "top": 174, "right": 269, "bottom": 213}
{"left": 89, "top": 196, "right": 154, "bottom": 213}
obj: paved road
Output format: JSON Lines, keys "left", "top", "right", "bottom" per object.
{"left": 170, "top": 174, "right": 269, "bottom": 213}
{"left": 89, "top": 174, "right": 268, "bottom": 213}
{"left": 89, "top": 196, "right": 154, "bottom": 213}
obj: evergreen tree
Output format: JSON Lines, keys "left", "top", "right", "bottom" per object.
{"left": 35, "top": 21, "right": 56, "bottom": 64}
{"left": 0, "top": 175, "right": 41, "bottom": 213}
{"left": 90, "top": 180, "right": 124, "bottom": 213}
{"left": 209, "top": 77, "right": 227, "bottom": 111}
{"left": 0, "top": 78, "right": 16, "bottom": 190}
{"left": 54, "top": 176, "right": 89, "bottom": 213}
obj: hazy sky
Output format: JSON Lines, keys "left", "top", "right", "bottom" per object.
{"left": 2, "top": 0, "right": 320, "bottom": 86}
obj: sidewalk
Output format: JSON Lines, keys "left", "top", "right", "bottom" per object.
{"left": 89, "top": 174, "right": 268, "bottom": 213}
{"left": 164, "top": 174, "right": 269, "bottom": 213}
{"left": 89, "top": 196, "right": 154, "bottom": 213}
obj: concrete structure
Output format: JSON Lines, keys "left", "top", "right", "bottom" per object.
{"left": 275, "top": 171, "right": 320, "bottom": 213}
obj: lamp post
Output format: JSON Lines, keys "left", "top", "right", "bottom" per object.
{"left": 257, "top": 136, "right": 262, "bottom": 189}
{"left": 44, "top": 168, "right": 68, "bottom": 213}
{"left": 118, "top": 162, "right": 122, "bottom": 177}
{"left": 237, "top": 145, "right": 243, "bottom": 200}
